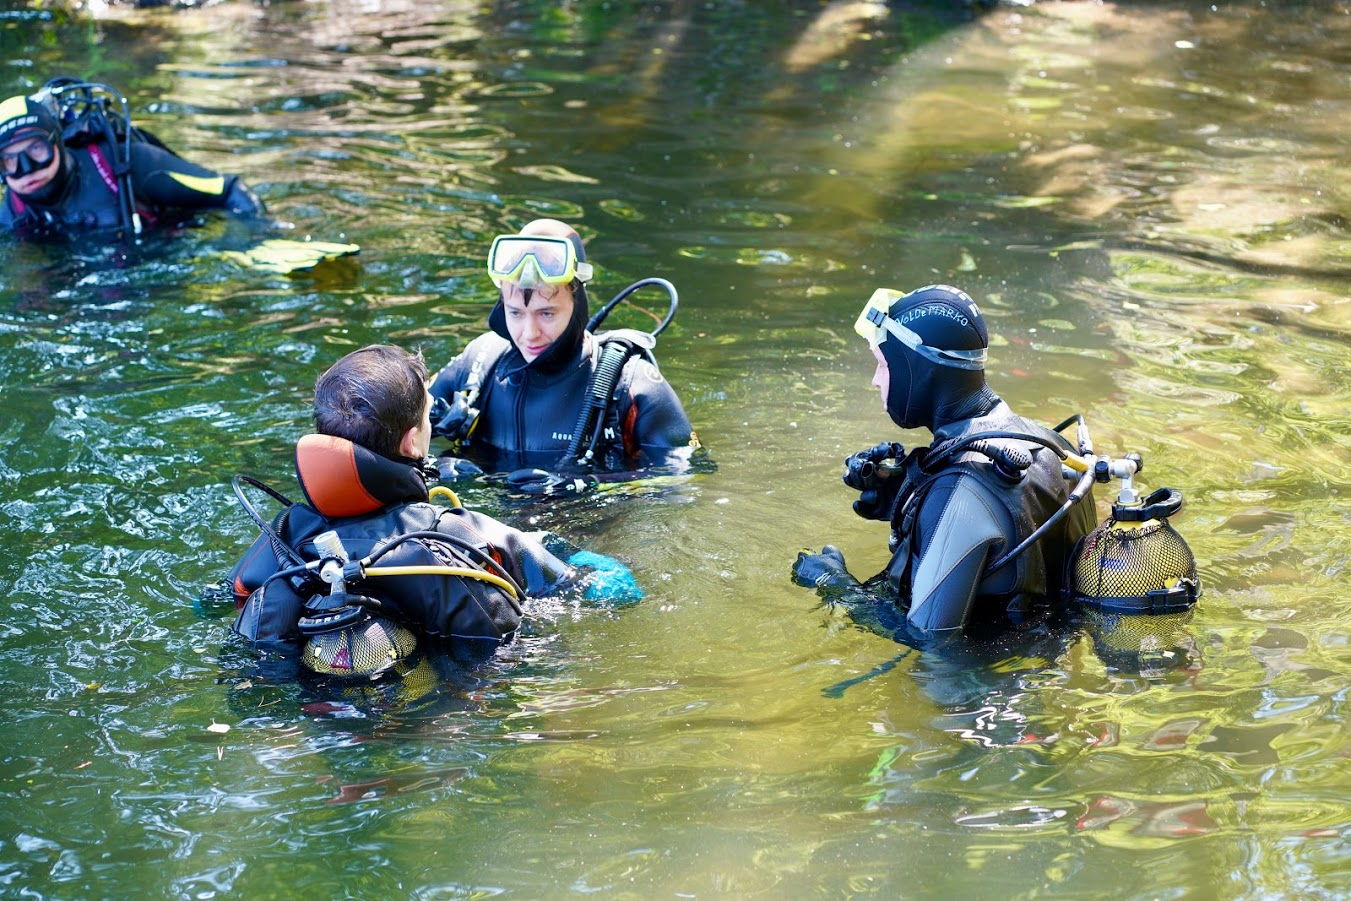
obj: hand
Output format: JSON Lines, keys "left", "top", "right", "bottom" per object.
{"left": 430, "top": 393, "right": 478, "bottom": 440}
{"left": 792, "top": 544, "right": 851, "bottom": 588}
{"left": 506, "top": 468, "right": 598, "bottom": 496}
{"left": 842, "top": 442, "right": 905, "bottom": 491}
{"left": 436, "top": 455, "right": 484, "bottom": 481}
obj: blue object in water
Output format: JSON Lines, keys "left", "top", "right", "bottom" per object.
{"left": 568, "top": 550, "right": 645, "bottom": 603}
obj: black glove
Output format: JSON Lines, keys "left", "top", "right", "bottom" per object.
{"left": 506, "top": 468, "right": 599, "bottom": 497}
{"left": 843, "top": 442, "right": 905, "bottom": 521}
{"left": 430, "top": 393, "right": 478, "bottom": 440}
{"left": 792, "top": 544, "right": 853, "bottom": 589}
{"left": 436, "top": 455, "right": 484, "bottom": 481}
{"left": 842, "top": 442, "right": 905, "bottom": 491}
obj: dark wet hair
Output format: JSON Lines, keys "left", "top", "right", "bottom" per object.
{"left": 313, "top": 344, "right": 428, "bottom": 460}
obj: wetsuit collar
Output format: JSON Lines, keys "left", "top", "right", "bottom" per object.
{"left": 295, "top": 433, "right": 429, "bottom": 518}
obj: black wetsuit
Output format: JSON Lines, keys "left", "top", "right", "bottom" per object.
{"left": 429, "top": 330, "right": 696, "bottom": 472}
{"left": 877, "top": 401, "right": 1097, "bottom": 633}
{"left": 230, "top": 435, "right": 573, "bottom": 654}
{"left": 1, "top": 138, "right": 261, "bottom": 238}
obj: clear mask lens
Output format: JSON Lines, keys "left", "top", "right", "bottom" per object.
{"left": 1, "top": 133, "right": 56, "bottom": 176}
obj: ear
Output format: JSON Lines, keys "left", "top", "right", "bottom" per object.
{"left": 397, "top": 424, "right": 422, "bottom": 460}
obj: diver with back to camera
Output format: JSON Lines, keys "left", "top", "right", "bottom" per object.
{"left": 793, "top": 284, "right": 1201, "bottom": 642}
{"left": 428, "top": 218, "right": 700, "bottom": 496}
{"left": 227, "top": 344, "right": 642, "bottom": 680}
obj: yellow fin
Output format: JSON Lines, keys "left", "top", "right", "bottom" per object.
{"left": 219, "top": 239, "right": 361, "bottom": 274}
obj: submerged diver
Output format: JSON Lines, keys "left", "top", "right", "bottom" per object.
{"left": 428, "top": 218, "right": 698, "bottom": 491}
{"left": 793, "top": 284, "right": 1098, "bottom": 638}
{"left": 0, "top": 81, "right": 262, "bottom": 241}
{"left": 229, "top": 344, "right": 617, "bottom": 667}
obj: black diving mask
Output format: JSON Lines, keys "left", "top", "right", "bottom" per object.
{"left": 2, "top": 132, "right": 57, "bottom": 178}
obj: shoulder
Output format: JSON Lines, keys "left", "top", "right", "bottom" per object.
{"left": 452, "top": 332, "right": 513, "bottom": 370}
{"left": 433, "top": 332, "right": 512, "bottom": 385}
{"left": 917, "top": 468, "right": 1003, "bottom": 524}
{"left": 913, "top": 471, "right": 1006, "bottom": 556}
{"left": 127, "top": 138, "right": 179, "bottom": 166}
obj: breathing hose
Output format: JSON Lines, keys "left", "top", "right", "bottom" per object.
{"left": 587, "top": 277, "right": 679, "bottom": 335}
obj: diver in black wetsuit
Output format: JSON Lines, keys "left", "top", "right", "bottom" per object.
{"left": 0, "top": 88, "right": 261, "bottom": 240}
{"left": 428, "top": 218, "right": 698, "bottom": 489}
{"left": 229, "top": 345, "right": 583, "bottom": 668}
{"left": 793, "top": 284, "right": 1098, "bottom": 638}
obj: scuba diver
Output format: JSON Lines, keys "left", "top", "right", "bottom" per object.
{"left": 228, "top": 344, "right": 633, "bottom": 674}
{"left": 428, "top": 218, "right": 699, "bottom": 493}
{"left": 0, "top": 78, "right": 262, "bottom": 241}
{"left": 793, "top": 284, "right": 1099, "bottom": 638}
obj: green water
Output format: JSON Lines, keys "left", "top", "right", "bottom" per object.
{"left": 1, "top": 1, "right": 1348, "bottom": 898}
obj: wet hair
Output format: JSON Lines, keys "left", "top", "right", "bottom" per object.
{"left": 313, "top": 344, "right": 428, "bottom": 460}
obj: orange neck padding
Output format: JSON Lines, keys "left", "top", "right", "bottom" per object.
{"left": 295, "top": 434, "right": 429, "bottom": 519}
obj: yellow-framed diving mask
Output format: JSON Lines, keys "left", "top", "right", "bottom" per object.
{"left": 853, "top": 288, "right": 988, "bottom": 371}
{"left": 486, "top": 235, "right": 594, "bottom": 289}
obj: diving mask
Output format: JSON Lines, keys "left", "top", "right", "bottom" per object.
{"left": 487, "top": 235, "right": 593, "bottom": 289}
{"left": 1, "top": 133, "right": 57, "bottom": 177}
{"left": 853, "top": 288, "right": 988, "bottom": 371}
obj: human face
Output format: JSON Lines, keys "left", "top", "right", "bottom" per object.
{"left": 2, "top": 134, "right": 60, "bottom": 195}
{"left": 870, "top": 343, "right": 890, "bottom": 411}
{"left": 415, "top": 389, "right": 433, "bottom": 457}
{"left": 501, "top": 282, "right": 575, "bottom": 362}
{"left": 401, "top": 389, "right": 434, "bottom": 459}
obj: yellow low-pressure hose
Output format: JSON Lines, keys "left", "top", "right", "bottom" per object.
{"left": 363, "top": 565, "right": 519, "bottom": 599}
{"left": 429, "top": 485, "right": 462, "bottom": 508}
{"left": 1062, "top": 451, "right": 1090, "bottom": 474}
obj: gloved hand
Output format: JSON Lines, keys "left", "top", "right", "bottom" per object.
{"left": 567, "top": 550, "right": 645, "bottom": 604}
{"left": 506, "top": 468, "right": 599, "bottom": 496}
{"left": 792, "top": 544, "right": 854, "bottom": 589}
{"left": 436, "top": 455, "right": 484, "bottom": 481}
{"left": 430, "top": 393, "right": 478, "bottom": 440}
{"left": 842, "top": 442, "right": 905, "bottom": 491}
{"left": 843, "top": 441, "right": 906, "bottom": 521}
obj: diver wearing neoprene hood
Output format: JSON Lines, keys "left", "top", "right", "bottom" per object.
{"left": 794, "top": 284, "right": 1098, "bottom": 637}
{"left": 0, "top": 83, "right": 261, "bottom": 240}
{"left": 428, "top": 218, "right": 697, "bottom": 484}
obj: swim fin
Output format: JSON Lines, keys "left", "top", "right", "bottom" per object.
{"left": 219, "top": 239, "right": 360, "bottom": 274}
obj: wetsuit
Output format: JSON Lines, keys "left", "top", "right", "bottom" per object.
{"left": 230, "top": 434, "right": 574, "bottom": 654}
{"left": 876, "top": 401, "right": 1097, "bottom": 633}
{"left": 1, "top": 137, "right": 261, "bottom": 238}
{"left": 429, "top": 330, "right": 696, "bottom": 472}
{"left": 794, "top": 284, "right": 1097, "bottom": 639}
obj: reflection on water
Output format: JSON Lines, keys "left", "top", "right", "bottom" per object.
{"left": 1, "top": 1, "right": 1349, "bottom": 897}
